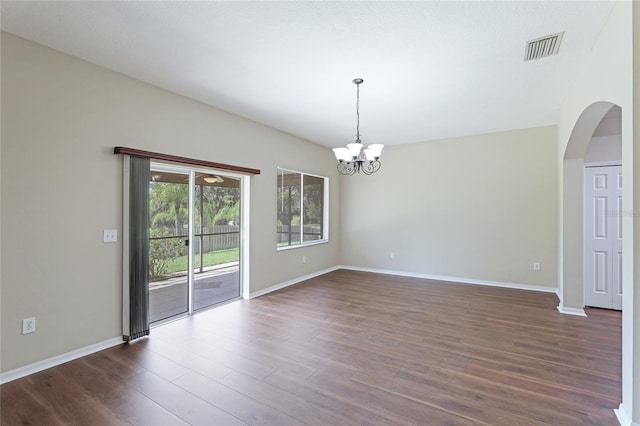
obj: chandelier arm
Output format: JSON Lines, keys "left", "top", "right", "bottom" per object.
{"left": 361, "top": 161, "right": 381, "bottom": 175}
{"left": 337, "top": 161, "right": 356, "bottom": 176}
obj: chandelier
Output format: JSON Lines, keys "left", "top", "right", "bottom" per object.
{"left": 332, "top": 78, "right": 384, "bottom": 175}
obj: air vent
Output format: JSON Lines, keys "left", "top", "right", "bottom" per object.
{"left": 524, "top": 32, "right": 564, "bottom": 61}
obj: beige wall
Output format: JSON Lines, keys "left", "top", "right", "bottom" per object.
{"left": 558, "top": 1, "right": 638, "bottom": 422}
{"left": 0, "top": 33, "right": 341, "bottom": 373}
{"left": 340, "top": 126, "right": 558, "bottom": 288}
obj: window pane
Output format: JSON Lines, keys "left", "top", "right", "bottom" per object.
{"left": 148, "top": 172, "right": 189, "bottom": 323}
{"left": 277, "top": 169, "right": 301, "bottom": 247}
{"left": 303, "top": 174, "right": 323, "bottom": 242}
{"left": 277, "top": 168, "right": 328, "bottom": 249}
{"left": 197, "top": 178, "right": 241, "bottom": 272}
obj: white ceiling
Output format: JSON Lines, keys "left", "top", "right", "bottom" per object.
{"left": 0, "top": 1, "right": 616, "bottom": 148}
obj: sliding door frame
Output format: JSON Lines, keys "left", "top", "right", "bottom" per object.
{"left": 187, "top": 165, "right": 250, "bottom": 304}
{"left": 122, "top": 157, "right": 250, "bottom": 335}
{"left": 149, "top": 163, "right": 195, "bottom": 318}
{"left": 119, "top": 148, "right": 257, "bottom": 338}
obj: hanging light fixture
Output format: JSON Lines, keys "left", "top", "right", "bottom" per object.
{"left": 204, "top": 175, "right": 224, "bottom": 184}
{"left": 332, "top": 78, "right": 383, "bottom": 175}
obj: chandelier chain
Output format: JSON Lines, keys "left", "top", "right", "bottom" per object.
{"left": 355, "top": 82, "right": 360, "bottom": 140}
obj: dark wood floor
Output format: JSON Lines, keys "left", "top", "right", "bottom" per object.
{"left": 1, "top": 270, "right": 622, "bottom": 425}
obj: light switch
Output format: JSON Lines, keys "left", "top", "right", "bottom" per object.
{"left": 103, "top": 229, "right": 118, "bottom": 243}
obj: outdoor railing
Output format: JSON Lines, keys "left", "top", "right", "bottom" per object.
{"left": 149, "top": 225, "right": 240, "bottom": 279}
{"left": 277, "top": 224, "right": 322, "bottom": 246}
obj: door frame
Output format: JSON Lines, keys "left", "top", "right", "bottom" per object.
{"left": 142, "top": 160, "right": 250, "bottom": 327}
{"left": 188, "top": 165, "right": 250, "bottom": 302}
{"left": 149, "top": 163, "right": 195, "bottom": 318}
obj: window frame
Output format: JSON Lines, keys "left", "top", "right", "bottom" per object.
{"left": 276, "top": 167, "right": 329, "bottom": 250}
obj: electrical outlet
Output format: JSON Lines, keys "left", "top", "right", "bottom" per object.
{"left": 103, "top": 229, "right": 118, "bottom": 243}
{"left": 22, "top": 317, "right": 36, "bottom": 335}
{"left": 302, "top": 255, "right": 307, "bottom": 264}
{"left": 390, "top": 252, "right": 395, "bottom": 259}
{"left": 533, "top": 262, "right": 541, "bottom": 271}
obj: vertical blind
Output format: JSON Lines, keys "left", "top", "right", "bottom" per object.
{"left": 127, "top": 155, "right": 150, "bottom": 341}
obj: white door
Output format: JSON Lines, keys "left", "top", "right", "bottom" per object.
{"left": 584, "top": 165, "right": 622, "bottom": 310}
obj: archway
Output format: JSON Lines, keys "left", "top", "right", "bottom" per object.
{"left": 560, "top": 101, "right": 620, "bottom": 314}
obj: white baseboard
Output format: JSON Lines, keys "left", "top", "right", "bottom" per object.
{"left": 615, "top": 403, "right": 638, "bottom": 426}
{"left": 249, "top": 265, "right": 341, "bottom": 299}
{"left": 0, "top": 336, "right": 124, "bottom": 385}
{"left": 556, "top": 305, "right": 587, "bottom": 316}
{"left": 339, "top": 265, "right": 559, "bottom": 294}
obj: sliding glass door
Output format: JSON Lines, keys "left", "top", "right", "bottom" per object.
{"left": 148, "top": 170, "right": 190, "bottom": 323}
{"left": 192, "top": 175, "right": 241, "bottom": 310}
{"left": 148, "top": 165, "right": 241, "bottom": 324}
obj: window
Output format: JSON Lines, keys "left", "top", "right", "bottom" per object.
{"left": 277, "top": 168, "right": 328, "bottom": 249}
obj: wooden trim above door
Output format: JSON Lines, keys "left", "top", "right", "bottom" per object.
{"left": 114, "top": 147, "right": 261, "bottom": 175}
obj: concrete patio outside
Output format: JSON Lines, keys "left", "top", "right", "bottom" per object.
{"left": 149, "top": 262, "right": 240, "bottom": 323}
